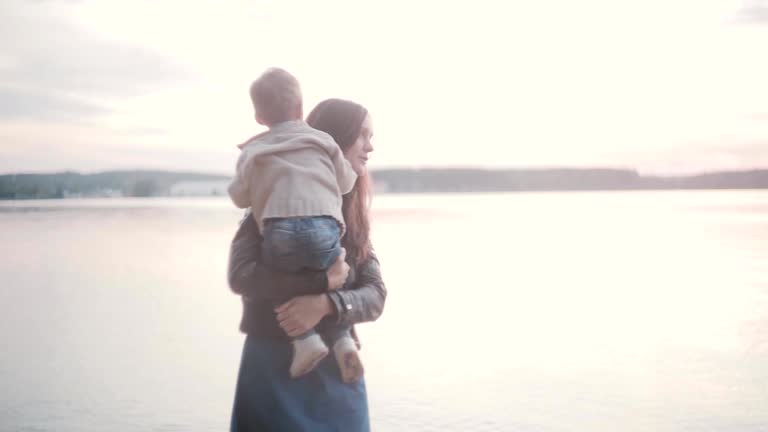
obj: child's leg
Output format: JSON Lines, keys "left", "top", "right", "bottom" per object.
{"left": 327, "top": 326, "right": 364, "bottom": 384}
{"left": 261, "top": 217, "right": 344, "bottom": 377}
{"left": 261, "top": 218, "right": 305, "bottom": 273}
{"left": 289, "top": 329, "right": 328, "bottom": 378}
{"left": 261, "top": 216, "right": 342, "bottom": 272}
{"left": 296, "top": 216, "right": 343, "bottom": 271}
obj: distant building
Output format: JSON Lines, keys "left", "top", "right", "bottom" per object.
{"left": 372, "top": 179, "right": 390, "bottom": 193}
{"left": 96, "top": 188, "right": 123, "bottom": 198}
{"left": 170, "top": 180, "right": 230, "bottom": 197}
{"left": 62, "top": 188, "right": 123, "bottom": 198}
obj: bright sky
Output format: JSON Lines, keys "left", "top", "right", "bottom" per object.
{"left": 0, "top": 0, "right": 766, "bottom": 175}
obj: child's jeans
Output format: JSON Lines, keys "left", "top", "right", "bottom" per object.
{"left": 261, "top": 215, "right": 350, "bottom": 343}
{"left": 261, "top": 216, "right": 342, "bottom": 273}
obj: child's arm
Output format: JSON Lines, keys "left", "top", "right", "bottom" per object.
{"left": 227, "top": 151, "right": 251, "bottom": 209}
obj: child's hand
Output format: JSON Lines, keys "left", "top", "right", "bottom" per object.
{"left": 326, "top": 248, "right": 349, "bottom": 290}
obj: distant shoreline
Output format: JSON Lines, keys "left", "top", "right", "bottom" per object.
{"left": 1, "top": 168, "right": 767, "bottom": 200}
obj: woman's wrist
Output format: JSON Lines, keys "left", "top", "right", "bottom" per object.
{"left": 319, "top": 293, "right": 334, "bottom": 317}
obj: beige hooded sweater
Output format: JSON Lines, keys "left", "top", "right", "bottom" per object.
{"left": 228, "top": 120, "right": 357, "bottom": 232}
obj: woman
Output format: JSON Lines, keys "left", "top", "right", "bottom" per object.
{"left": 228, "top": 98, "right": 386, "bottom": 432}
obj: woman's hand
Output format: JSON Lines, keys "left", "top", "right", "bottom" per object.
{"left": 326, "top": 248, "right": 350, "bottom": 291}
{"left": 275, "top": 294, "right": 333, "bottom": 338}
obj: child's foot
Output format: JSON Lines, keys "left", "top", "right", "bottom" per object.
{"left": 333, "top": 336, "right": 364, "bottom": 384}
{"left": 290, "top": 334, "right": 328, "bottom": 378}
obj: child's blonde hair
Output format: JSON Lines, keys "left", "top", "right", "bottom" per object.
{"left": 249, "top": 68, "right": 302, "bottom": 126}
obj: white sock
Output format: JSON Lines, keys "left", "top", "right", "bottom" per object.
{"left": 333, "top": 336, "right": 358, "bottom": 356}
{"left": 290, "top": 333, "right": 328, "bottom": 378}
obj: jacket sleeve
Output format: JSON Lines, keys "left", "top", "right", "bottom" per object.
{"left": 227, "top": 213, "right": 328, "bottom": 301}
{"left": 327, "top": 250, "right": 387, "bottom": 326}
{"left": 227, "top": 151, "right": 251, "bottom": 209}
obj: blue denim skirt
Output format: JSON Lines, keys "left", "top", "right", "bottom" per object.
{"left": 230, "top": 335, "right": 370, "bottom": 432}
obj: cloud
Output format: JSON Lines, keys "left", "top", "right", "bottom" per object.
{"left": 0, "top": 2, "right": 190, "bottom": 100}
{"left": 0, "top": 87, "right": 109, "bottom": 121}
{"left": 625, "top": 139, "right": 768, "bottom": 175}
{"left": 711, "top": 141, "right": 768, "bottom": 158}
{"left": 120, "top": 126, "right": 167, "bottom": 137}
{"left": 734, "top": 1, "right": 768, "bottom": 24}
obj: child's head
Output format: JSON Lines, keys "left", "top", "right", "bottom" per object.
{"left": 249, "top": 68, "right": 303, "bottom": 127}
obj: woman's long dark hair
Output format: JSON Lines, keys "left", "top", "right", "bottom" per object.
{"left": 306, "top": 99, "right": 371, "bottom": 265}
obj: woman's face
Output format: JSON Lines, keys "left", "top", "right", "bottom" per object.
{"left": 344, "top": 113, "right": 374, "bottom": 176}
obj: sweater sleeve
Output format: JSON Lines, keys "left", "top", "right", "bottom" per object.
{"left": 327, "top": 250, "right": 387, "bottom": 326}
{"left": 227, "top": 212, "right": 329, "bottom": 301}
{"left": 228, "top": 151, "right": 251, "bottom": 209}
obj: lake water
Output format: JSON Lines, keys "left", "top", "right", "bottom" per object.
{"left": 1, "top": 191, "right": 767, "bottom": 432}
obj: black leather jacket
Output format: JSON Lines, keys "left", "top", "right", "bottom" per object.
{"left": 227, "top": 213, "right": 387, "bottom": 341}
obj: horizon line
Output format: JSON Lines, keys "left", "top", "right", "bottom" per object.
{"left": 2, "top": 166, "right": 768, "bottom": 178}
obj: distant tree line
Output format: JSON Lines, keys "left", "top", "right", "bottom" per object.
{"left": 1, "top": 168, "right": 767, "bottom": 200}
{"left": 370, "top": 168, "right": 768, "bottom": 193}
{"left": 0, "top": 171, "right": 229, "bottom": 199}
